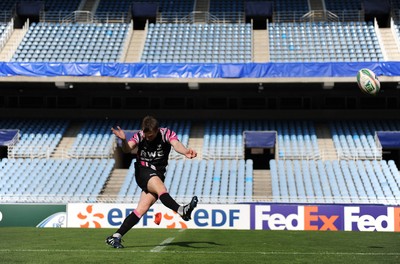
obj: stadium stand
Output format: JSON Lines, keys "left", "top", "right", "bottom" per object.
{"left": 329, "top": 120, "right": 400, "bottom": 160}
{"left": 0, "top": 158, "right": 114, "bottom": 203}
{"left": 69, "top": 120, "right": 117, "bottom": 158}
{"left": 202, "top": 120, "right": 319, "bottom": 160}
{"left": 11, "top": 22, "right": 129, "bottom": 62}
{"left": 0, "top": 119, "right": 68, "bottom": 158}
{"left": 268, "top": 21, "right": 383, "bottom": 62}
{"left": 270, "top": 159, "right": 399, "bottom": 204}
{"left": 141, "top": 23, "right": 252, "bottom": 63}
{"left": 1, "top": 115, "right": 400, "bottom": 205}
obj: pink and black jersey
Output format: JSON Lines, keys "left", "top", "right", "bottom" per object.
{"left": 128, "top": 128, "right": 178, "bottom": 173}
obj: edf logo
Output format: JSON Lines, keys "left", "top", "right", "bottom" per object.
{"left": 105, "top": 205, "right": 250, "bottom": 229}
{"left": 194, "top": 209, "right": 240, "bottom": 227}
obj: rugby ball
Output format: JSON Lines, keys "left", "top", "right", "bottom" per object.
{"left": 356, "top": 68, "right": 380, "bottom": 95}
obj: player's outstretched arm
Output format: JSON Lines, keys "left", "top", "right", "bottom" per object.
{"left": 111, "top": 126, "right": 136, "bottom": 153}
{"left": 170, "top": 140, "right": 197, "bottom": 159}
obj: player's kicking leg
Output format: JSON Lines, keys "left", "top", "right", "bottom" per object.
{"left": 179, "top": 196, "right": 198, "bottom": 221}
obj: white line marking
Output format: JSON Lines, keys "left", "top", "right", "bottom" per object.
{"left": 0, "top": 249, "right": 399, "bottom": 256}
{"left": 150, "top": 237, "right": 175, "bottom": 252}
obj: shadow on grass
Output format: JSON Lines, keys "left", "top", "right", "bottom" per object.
{"left": 167, "top": 241, "right": 223, "bottom": 248}
{"left": 124, "top": 241, "right": 222, "bottom": 249}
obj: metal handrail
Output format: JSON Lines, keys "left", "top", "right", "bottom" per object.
{"left": 157, "top": 11, "right": 245, "bottom": 24}
{"left": 7, "top": 145, "right": 115, "bottom": 159}
{"left": 273, "top": 10, "right": 362, "bottom": 23}
{"left": 40, "top": 11, "right": 130, "bottom": 24}
{"left": 300, "top": 10, "right": 339, "bottom": 22}
{"left": 0, "top": 194, "right": 398, "bottom": 205}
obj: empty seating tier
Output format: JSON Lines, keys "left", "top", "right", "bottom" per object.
{"left": 141, "top": 23, "right": 252, "bottom": 63}
{"left": 269, "top": 21, "right": 383, "bottom": 62}
{"left": 330, "top": 120, "right": 400, "bottom": 160}
{"left": 202, "top": 120, "right": 319, "bottom": 160}
{"left": 270, "top": 159, "right": 400, "bottom": 205}
{"left": 0, "top": 158, "right": 114, "bottom": 203}
{"left": 12, "top": 22, "right": 129, "bottom": 63}
{"left": 0, "top": 119, "right": 69, "bottom": 158}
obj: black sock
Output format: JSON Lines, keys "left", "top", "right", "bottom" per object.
{"left": 159, "top": 192, "right": 180, "bottom": 212}
{"left": 116, "top": 211, "right": 141, "bottom": 237}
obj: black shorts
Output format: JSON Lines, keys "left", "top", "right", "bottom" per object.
{"left": 134, "top": 162, "right": 165, "bottom": 192}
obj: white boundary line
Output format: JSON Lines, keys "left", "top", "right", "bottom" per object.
{"left": 0, "top": 249, "right": 399, "bottom": 256}
{"left": 149, "top": 228, "right": 186, "bottom": 252}
{"left": 150, "top": 237, "right": 175, "bottom": 252}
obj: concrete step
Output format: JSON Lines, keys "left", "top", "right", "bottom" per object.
{"left": 124, "top": 30, "right": 146, "bottom": 62}
{"left": 51, "top": 121, "right": 83, "bottom": 158}
{"left": 378, "top": 28, "right": 400, "bottom": 61}
{"left": 253, "top": 29, "right": 269, "bottom": 62}
{"left": 0, "top": 29, "right": 25, "bottom": 61}
{"left": 253, "top": 170, "right": 271, "bottom": 198}
{"left": 315, "top": 122, "right": 337, "bottom": 160}
{"left": 102, "top": 169, "right": 129, "bottom": 195}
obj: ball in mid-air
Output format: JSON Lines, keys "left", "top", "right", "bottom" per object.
{"left": 356, "top": 68, "right": 380, "bottom": 95}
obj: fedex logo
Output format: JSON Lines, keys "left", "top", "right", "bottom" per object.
{"left": 252, "top": 205, "right": 340, "bottom": 231}
{"left": 344, "top": 207, "right": 400, "bottom": 232}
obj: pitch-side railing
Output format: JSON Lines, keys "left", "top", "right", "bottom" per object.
{"left": 1, "top": 194, "right": 398, "bottom": 205}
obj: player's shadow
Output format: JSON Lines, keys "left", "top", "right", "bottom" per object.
{"left": 126, "top": 241, "right": 222, "bottom": 249}
{"left": 167, "top": 241, "right": 222, "bottom": 248}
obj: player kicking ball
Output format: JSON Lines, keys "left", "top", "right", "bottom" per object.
{"left": 106, "top": 116, "right": 198, "bottom": 248}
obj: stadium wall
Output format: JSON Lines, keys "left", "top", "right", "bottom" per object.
{"left": 2, "top": 203, "right": 399, "bottom": 232}
{"left": 66, "top": 203, "right": 400, "bottom": 232}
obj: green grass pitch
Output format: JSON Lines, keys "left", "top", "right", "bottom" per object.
{"left": 0, "top": 227, "right": 399, "bottom": 264}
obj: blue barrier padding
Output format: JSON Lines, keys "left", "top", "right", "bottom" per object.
{"left": 376, "top": 131, "right": 400, "bottom": 148}
{"left": 0, "top": 129, "right": 18, "bottom": 146}
{"left": 244, "top": 131, "right": 276, "bottom": 148}
{"left": 1, "top": 62, "right": 400, "bottom": 78}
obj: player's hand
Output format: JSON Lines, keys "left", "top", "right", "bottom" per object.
{"left": 111, "top": 126, "right": 126, "bottom": 140}
{"left": 185, "top": 148, "right": 197, "bottom": 159}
